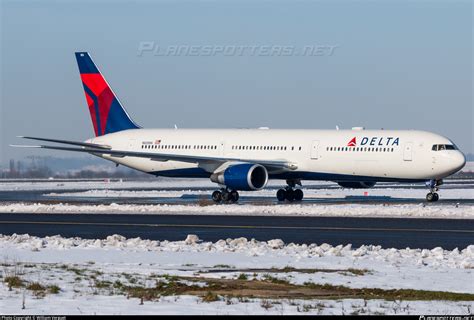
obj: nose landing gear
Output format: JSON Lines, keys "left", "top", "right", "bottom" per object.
{"left": 277, "top": 179, "right": 304, "bottom": 202}
{"left": 426, "top": 179, "right": 442, "bottom": 202}
{"left": 212, "top": 188, "right": 239, "bottom": 204}
{"left": 426, "top": 192, "right": 439, "bottom": 202}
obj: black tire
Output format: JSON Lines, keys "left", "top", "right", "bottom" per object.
{"left": 230, "top": 190, "right": 239, "bottom": 203}
{"left": 426, "top": 192, "right": 434, "bottom": 202}
{"left": 221, "top": 191, "right": 230, "bottom": 202}
{"left": 294, "top": 189, "right": 304, "bottom": 201}
{"left": 285, "top": 189, "right": 295, "bottom": 202}
{"left": 276, "top": 189, "right": 286, "bottom": 201}
{"left": 433, "top": 193, "right": 439, "bottom": 202}
{"left": 212, "top": 190, "right": 222, "bottom": 203}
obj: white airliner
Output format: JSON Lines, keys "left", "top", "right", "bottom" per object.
{"left": 13, "top": 52, "right": 466, "bottom": 203}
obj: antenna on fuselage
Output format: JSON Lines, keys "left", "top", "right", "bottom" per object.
{"left": 336, "top": 125, "right": 339, "bottom": 130}
{"left": 174, "top": 124, "right": 178, "bottom": 130}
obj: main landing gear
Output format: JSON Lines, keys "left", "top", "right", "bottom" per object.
{"left": 276, "top": 180, "right": 304, "bottom": 202}
{"left": 426, "top": 179, "right": 442, "bottom": 202}
{"left": 212, "top": 188, "right": 239, "bottom": 204}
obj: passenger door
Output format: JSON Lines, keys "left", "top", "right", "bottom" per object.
{"left": 220, "top": 141, "right": 226, "bottom": 156}
{"left": 403, "top": 142, "right": 413, "bottom": 161}
{"left": 311, "top": 140, "right": 320, "bottom": 159}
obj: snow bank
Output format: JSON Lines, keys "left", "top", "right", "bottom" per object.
{"left": 1, "top": 202, "right": 472, "bottom": 219}
{"left": 1, "top": 233, "right": 473, "bottom": 270}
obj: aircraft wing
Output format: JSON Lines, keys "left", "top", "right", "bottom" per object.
{"left": 11, "top": 137, "right": 298, "bottom": 171}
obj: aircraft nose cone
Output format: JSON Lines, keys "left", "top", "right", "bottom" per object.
{"left": 452, "top": 151, "right": 466, "bottom": 172}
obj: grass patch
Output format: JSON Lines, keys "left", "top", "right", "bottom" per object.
{"left": 346, "top": 268, "right": 369, "bottom": 276}
{"left": 162, "top": 274, "right": 180, "bottom": 282}
{"left": 262, "top": 274, "right": 291, "bottom": 285}
{"left": 48, "top": 285, "right": 61, "bottom": 294}
{"left": 4, "top": 276, "right": 24, "bottom": 288}
{"left": 120, "top": 275, "right": 474, "bottom": 302}
{"left": 202, "top": 291, "right": 220, "bottom": 302}
{"left": 182, "top": 263, "right": 197, "bottom": 267}
{"left": 94, "top": 280, "right": 112, "bottom": 289}
{"left": 200, "top": 267, "right": 369, "bottom": 276}
{"left": 113, "top": 280, "right": 123, "bottom": 289}
{"left": 66, "top": 267, "right": 85, "bottom": 276}
{"left": 213, "top": 264, "right": 233, "bottom": 269}
{"left": 27, "top": 282, "right": 46, "bottom": 291}
{"left": 124, "top": 278, "right": 205, "bottom": 301}
{"left": 26, "top": 282, "right": 47, "bottom": 298}
{"left": 237, "top": 273, "right": 248, "bottom": 280}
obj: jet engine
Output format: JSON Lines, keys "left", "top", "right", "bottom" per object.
{"left": 210, "top": 163, "right": 268, "bottom": 191}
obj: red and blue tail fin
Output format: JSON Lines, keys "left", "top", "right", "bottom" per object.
{"left": 75, "top": 52, "right": 140, "bottom": 136}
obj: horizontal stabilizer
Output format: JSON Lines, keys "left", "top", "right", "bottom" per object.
{"left": 18, "top": 136, "right": 111, "bottom": 149}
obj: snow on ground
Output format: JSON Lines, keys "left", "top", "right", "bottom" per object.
{"left": 0, "top": 234, "right": 473, "bottom": 315}
{"left": 1, "top": 202, "right": 472, "bottom": 219}
{"left": 1, "top": 294, "right": 471, "bottom": 315}
{"left": 45, "top": 185, "right": 474, "bottom": 200}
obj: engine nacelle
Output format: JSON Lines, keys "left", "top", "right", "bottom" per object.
{"left": 210, "top": 163, "right": 268, "bottom": 191}
{"left": 337, "top": 181, "right": 376, "bottom": 189}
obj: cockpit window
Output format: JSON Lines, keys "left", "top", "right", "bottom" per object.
{"left": 432, "top": 144, "right": 456, "bottom": 151}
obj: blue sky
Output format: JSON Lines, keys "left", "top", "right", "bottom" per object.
{"left": 1, "top": 0, "right": 472, "bottom": 164}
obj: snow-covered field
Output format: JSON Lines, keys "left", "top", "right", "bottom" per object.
{"left": 1, "top": 234, "right": 473, "bottom": 315}
{"left": 1, "top": 179, "right": 472, "bottom": 314}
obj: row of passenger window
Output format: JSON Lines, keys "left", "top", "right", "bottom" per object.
{"left": 141, "top": 144, "right": 218, "bottom": 150}
{"left": 327, "top": 146, "right": 395, "bottom": 152}
{"left": 231, "top": 145, "right": 302, "bottom": 151}
{"left": 141, "top": 144, "right": 303, "bottom": 151}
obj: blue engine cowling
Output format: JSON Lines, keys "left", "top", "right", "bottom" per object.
{"left": 337, "top": 181, "right": 376, "bottom": 189}
{"left": 210, "top": 163, "right": 268, "bottom": 191}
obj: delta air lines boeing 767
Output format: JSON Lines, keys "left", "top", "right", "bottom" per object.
{"left": 13, "top": 52, "right": 466, "bottom": 203}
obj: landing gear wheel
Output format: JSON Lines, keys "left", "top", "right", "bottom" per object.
{"left": 294, "top": 189, "right": 304, "bottom": 201}
{"left": 212, "top": 190, "right": 222, "bottom": 203}
{"left": 426, "top": 192, "right": 439, "bottom": 202}
{"left": 285, "top": 189, "right": 295, "bottom": 202}
{"left": 277, "top": 189, "right": 286, "bottom": 202}
{"left": 221, "top": 191, "right": 230, "bottom": 202}
{"left": 230, "top": 190, "right": 239, "bottom": 203}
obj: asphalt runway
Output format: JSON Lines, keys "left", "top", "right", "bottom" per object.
{"left": 1, "top": 213, "right": 473, "bottom": 249}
